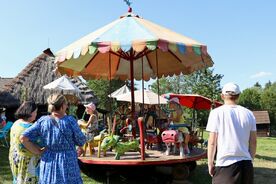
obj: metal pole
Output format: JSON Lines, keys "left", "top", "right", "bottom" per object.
{"left": 109, "top": 52, "right": 112, "bottom": 113}
{"left": 129, "top": 49, "right": 135, "bottom": 119}
{"left": 138, "top": 117, "right": 145, "bottom": 160}
{"left": 141, "top": 56, "right": 145, "bottom": 116}
{"left": 156, "top": 50, "right": 161, "bottom": 128}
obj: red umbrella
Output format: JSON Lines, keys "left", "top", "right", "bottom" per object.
{"left": 168, "top": 94, "right": 222, "bottom": 110}
{"left": 213, "top": 100, "right": 223, "bottom": 108}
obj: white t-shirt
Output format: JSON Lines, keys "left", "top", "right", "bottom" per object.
{"left": 206, "top": 104, "right": 256, "bottom": 166}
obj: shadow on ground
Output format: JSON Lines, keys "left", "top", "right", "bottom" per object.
{"left": 80, "top": 160, "right": 212, "bottom": 184}
{"left": 80, "top": 162, "right": 173, "bottom": 184}
{"left": 254, "top": 167, "right": 276, "bottom": 184}
{"left": 255, "top": 154, "right": 276, "bottom": 162}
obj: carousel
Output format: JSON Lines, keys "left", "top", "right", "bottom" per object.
{"left": 55, "top": 3, "right": 214, "bottom": 182}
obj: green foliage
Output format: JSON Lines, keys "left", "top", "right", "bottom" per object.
{"left": 264, "top": 80, "right": 272, "bottom": 90}
{"left": 261, "top": 82, "right": 276, "bottom": 112}
{"left": 260, "top": 82, "right": 276, "bottom": 134}
{"left": 68, "top": 105, "right": 78, "bottom": 117}
{"left": 150, "top": 77, "right": 171, "bottom": 95}
{"left": 20, "top": 86, "right": 28, "bottom": 102}
{"left": 254, "top": 82, "right": 262, "bottom": 88}
{"left": 151, "top": 69, "right": 223, "bottom": 101}
{"left": 238, "top": 87, "right": 262, "bottom": 110}
{"left": 181, "top": 69, "right": 223, "bottom": 100}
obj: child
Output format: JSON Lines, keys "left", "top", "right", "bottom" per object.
{"left": 78, "top": 103, "right": 99, "bottom": 142}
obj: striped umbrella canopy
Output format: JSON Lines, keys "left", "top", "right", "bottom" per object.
{"left": 55, "top": 10, "right": 214, "bottom": 115}
{"left": 56, "top": 12, "right": 213, "bottom": 80}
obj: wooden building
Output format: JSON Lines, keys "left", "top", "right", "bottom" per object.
{"left": 252, "top": 111, "right": 271, "bottom": 137}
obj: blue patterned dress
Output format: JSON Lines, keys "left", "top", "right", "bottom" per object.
{"left": 23, "top": 115, "right": 86, "bottom": 184}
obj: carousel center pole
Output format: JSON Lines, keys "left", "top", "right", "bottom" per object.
{"left": 129, "top": 50, "right": 135, "bottom": 120}
{"left": 129, "top": 50, "right": 145, "bottom": 160}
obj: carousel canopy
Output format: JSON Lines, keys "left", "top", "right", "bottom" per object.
{"left": 56, "top": 12, "right": 213, "bottom": 81}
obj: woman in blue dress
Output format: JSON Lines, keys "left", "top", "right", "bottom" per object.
{"left": 21, "top": 94, "right": 86, "bottom": 184}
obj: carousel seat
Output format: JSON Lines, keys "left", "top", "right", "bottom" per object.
{"left": 169, "top": 123, "right": 191, "bottom": 131}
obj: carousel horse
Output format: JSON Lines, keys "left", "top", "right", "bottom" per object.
{"left": 100, "top": 134, "right": 140, "bottom": 160}
{"left": 79, "top": 123, "right": 107, "bottom": 157}
{"left": 161, "top": 129, "right": 190, "bottom": 158}
{"left": 145, "top": 128, "right": 159, "bottom": 149}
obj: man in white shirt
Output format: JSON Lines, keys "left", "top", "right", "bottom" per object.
{"left": 206, "top": 82, "right": 257, "bottom": 184}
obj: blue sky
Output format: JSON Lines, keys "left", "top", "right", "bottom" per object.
{"left": 0, "top": 0, "right": 275, "bottom": 90}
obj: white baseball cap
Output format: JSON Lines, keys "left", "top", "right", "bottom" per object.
{"left": 222, "top": 82, "right": 241, "bottom": 95}
{"left": 84, "top": 102, "right": 96, "bottom": 111}
{"left": 170, "top": 97, "right": 180, "bottom": 104}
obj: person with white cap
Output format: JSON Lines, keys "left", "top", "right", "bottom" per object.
{"left": 206, "top": 82, "right": 257, "bottom": 184}
{"left": 78, "top": 102, "right": 99, "bottom": 143}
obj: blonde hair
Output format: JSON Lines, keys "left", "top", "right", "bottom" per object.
{"left": 47, "top": 94, "right": 67, "bottom": 112}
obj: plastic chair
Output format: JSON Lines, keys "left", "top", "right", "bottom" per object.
{"left": 0, "top": 121, "right": 13, "bottom": 147}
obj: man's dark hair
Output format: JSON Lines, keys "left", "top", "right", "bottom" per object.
{"left": 228, "top": 94, "right": 240, "bottom": 101}
{"left": 15, "top": 100, "right": 37, "bottom": 120}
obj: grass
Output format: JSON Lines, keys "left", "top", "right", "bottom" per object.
{"left": 253, "top": 137, "right": 276, "bottom": 184}
{"left": 0, "top": 146, "right": 12, "bottom": 184}
{"left": 1, "top": 136, "right": 276, "bottom": 184}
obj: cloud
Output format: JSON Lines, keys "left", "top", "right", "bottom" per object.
{"left": 250, "top": 72, "right": 272, "bottom": 79}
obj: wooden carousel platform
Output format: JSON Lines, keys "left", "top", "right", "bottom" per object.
{"left": 79, "top": 147, "right": 206, "bottom": 166}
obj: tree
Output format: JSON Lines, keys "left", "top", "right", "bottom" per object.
{"left": 254, "top": 82, "right": 262, "bottom": 88}
{"left": 260, "top": 82, "right": 276, "bottom": 134}
{"left": 264, "top": 80, "right": 272, "bottom": 90}
{"left": 150, "top": 77, "right": 172, "bottom": 95}
{"left": 151, "top": 68, "right": 223, "bottom": 101}
{"left": 238, "top": 87, "right": 262, "bottom": 110}
{"left": 182, "top": 69, "right": 223, "bottom": 101}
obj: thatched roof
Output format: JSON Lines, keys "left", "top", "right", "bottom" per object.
{"left": 0, "top": 77, "right": 13, "bottom": 90}
{"left": 1, "top": 48, "right": 98, "bottom": 107}
{"left": 0, "top": 76, "right": 20, "bottom": 107}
